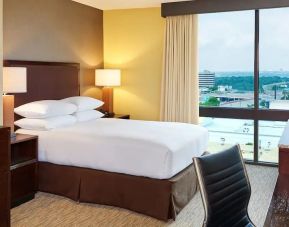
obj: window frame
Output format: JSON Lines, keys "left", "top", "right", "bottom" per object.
{"left": 199, "top": 9, "right": 289, "bottom": 166}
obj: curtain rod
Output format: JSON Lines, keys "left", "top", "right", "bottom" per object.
{"left": 161, "top": 0, "right": 289, "bottom": 17}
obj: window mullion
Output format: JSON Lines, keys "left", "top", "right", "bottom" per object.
{"left": 254, "top": 10, "right": 260, "bottom": 163}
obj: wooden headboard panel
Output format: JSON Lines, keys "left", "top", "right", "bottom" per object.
{"left": 4, "top": 60, "right": 80, "bottom": 121}
{"left": 4, "top": 60, "right": 80, "bottom": 108}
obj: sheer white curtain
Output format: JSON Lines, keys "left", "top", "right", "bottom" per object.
{"left": 160, "top": 14, "right": 199, "bottom": 124}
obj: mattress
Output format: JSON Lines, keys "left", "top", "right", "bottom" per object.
{"left": 17, "top": 118, "right": 208, "bottom": 179}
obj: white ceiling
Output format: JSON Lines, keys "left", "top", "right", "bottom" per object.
{"left": 72, "top": 0, "right": 184, "bottom": 10}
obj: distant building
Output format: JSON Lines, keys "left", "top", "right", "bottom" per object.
{"left": 199, "top": 71, "right": 215, "bottom": 88}
{"left": 218, "top": 85, "right": 232, "bottom": 92}
{"left": 270, "top": 100, "right": 289, "bottom": 110}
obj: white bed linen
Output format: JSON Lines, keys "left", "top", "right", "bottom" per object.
{"left": 17, "top": 118, "right": 208, "bottom": 179}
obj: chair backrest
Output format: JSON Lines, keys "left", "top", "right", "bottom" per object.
{"left": 193, "top": 145, "right": 254, "bottom": 227}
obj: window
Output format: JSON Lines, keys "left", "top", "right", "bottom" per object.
{"left": 199, "top": 11, "right": 254, "bottom": 108}
{"left": 259, "top": 8, "right": 289, "bottom": 110}
{"left": 200, "top": 117, "right": 254, "bottom": 160}
{"left": 258, "top": 121, "right": 286, "bottom": 163}
{"left": 199, "top": 8, "right": 289, "bottom": 165}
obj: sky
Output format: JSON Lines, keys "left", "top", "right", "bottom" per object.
{"left": 199, "top": 8, "right": 289, "bottom": 72}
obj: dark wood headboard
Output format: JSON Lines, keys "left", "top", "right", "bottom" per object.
{"left": 4, "top": 60, "right": 80, "bottom": 120}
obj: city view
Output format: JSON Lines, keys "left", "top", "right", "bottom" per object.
{"left": 199, "top": 71, "right": 288, "bottom": 163}
{"left": 198, "top": 8, "right": 289, "bottom": 163}
{"left": 200, "top": 71, "right": 289, "bottom": 109}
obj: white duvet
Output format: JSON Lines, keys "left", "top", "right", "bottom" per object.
{"left": 17, "top": 118, "right": 208, "bottom": 179}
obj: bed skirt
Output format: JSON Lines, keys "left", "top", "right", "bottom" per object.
{"left": 38, "top": 162, "right": 198, "bottom": 221}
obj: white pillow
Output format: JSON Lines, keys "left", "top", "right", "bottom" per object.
{"left": 62, "top": 96, "right": 104, "bottom": 112}
{"left": 73, "top": 110, "right": 104, "bottom": 122}
{"left": 14, "top": 100, "right": 77, "bottom": 119}
{"left": 14, "top": 115, "right": 77, "bottom": 131}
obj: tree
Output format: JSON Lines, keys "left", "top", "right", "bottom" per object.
{"left": 281, "top": 90, "right": 289, "bottom": 100}
{"left": 209, "top": 86, "right": 218, "bottom": 92}
{"left": 200, "top": 97, "right": 220, "bottom": 107}
{"left": 260, "top": 100, "right": 268, "bottom": 108}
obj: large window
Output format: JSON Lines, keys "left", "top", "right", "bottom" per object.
{"left": 259, "top": 8, "right": 289, "bottom": 110}
{"left": 199, "top": 8, "right": 289, "bottom": 164}
{"left": 199, "top": 11, "right": 255, "bottom": 108}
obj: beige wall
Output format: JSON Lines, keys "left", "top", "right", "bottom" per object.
{"left": 3, "top": 3, "right": 165, "bottom": 121}
{"left": 104, "top": 8, "right": 165, "bottom": 120}
{"left": 0, "top": 0, "right": 2, "bottom": 124}
{"left": 3, "top": 0, "right": 103, "bottom": 99}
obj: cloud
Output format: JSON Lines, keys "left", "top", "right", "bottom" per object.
{"left": 199, "top": 8, "right": 289, "bottom": 72}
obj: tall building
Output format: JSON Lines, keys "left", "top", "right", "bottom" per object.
{"left": 199, "top": 71, "right": 215, "bottom": 87}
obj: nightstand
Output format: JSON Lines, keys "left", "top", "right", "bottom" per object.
{"left": 10, "top": 134, "right": 38, "bottom": 208}
{"left": 0, "top": 127, "right": 10, "bottom": 226}
{"left": 104, "top": 114, "right": 130, "bottom": 119}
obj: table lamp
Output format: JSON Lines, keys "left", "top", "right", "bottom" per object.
{"left": 95, "top": 69, "right": 121, "bottom": 116}
{"left": 3, "top": 67, "right": 27, "bottom": 135}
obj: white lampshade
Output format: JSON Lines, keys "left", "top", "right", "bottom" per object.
{"left": 3, "top": 67, "right": 27, "bottom": 93}
{"left": 95, "top": 69, "right": 121, "bottom": 87}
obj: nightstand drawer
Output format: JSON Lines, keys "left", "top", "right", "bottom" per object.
{"left": 11, "top": 139, "right": 37, "bottom": 166}
{"left": 11, "top": 163, "right": 37, "bottom": 208}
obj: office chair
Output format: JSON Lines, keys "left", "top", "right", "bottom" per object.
{"left": 193, "top": 145, "right": 255, "bottom": 227}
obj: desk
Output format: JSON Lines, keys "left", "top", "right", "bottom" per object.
{"left": 265, "top": 120, "right": 289, "bottom": 226}
{"left": 279, "top": 121, "right": 289, "bottom": 175}
{"left": 264, "top": 174, "right": 289, "bottom": 226}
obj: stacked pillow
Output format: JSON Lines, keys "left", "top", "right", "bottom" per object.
{"left": 14, "top": 97, "right": 104, "bottom": 131}
{"left": 61, "top": 96, "right": 104, "bottom": 122}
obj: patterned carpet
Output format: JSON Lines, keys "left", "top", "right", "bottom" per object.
{"left": 11, "top": 165, "right": 278, "bottom": 227}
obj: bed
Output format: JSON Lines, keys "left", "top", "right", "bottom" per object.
{"left": 5, "top": 60, "right": 209, "bottom": 221}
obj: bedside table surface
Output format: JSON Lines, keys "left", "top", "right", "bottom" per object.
{"left": 113, "top": 114, "right": 130, "bottom": 118}
{"left": 103, "top": 114, "right": 130, "bottom": 119}
{"left": 11, "top": 134, "right": 38, "bottom": 145}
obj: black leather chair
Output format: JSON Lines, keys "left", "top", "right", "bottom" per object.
{"left": 193, "top": 145, "right": 255, "bottom": 227}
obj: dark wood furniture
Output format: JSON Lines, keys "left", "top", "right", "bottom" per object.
{"left": 10, "top": 134, "right": 38, "bottom": 208}
{"left": 104, "top": 114, "right": 130, "bottom": 119}
{"left": 278, "top": 123, "right": 289, "bottom": 175}
{"left": 264, "top": 174, "right": 289, "bottom": 227}
{"left": 264, "top": 123, "right": 289, "bottom": 226}
{"left": 279, "top": 146, "right": 289, "bottom": 175}
{"left": 0, "top": 127, "right": 11, "bottom": 227}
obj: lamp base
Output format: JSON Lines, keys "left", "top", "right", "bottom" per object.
{"left": 3, "top": 95, "right": 15, "bottom": 133}
{"left": 102, "top": 87, "right": 114, "bottom": 114}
